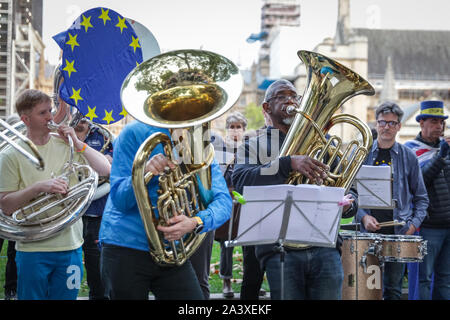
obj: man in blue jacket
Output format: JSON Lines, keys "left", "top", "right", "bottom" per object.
{"left": 99, "top": 121, "right": 232, "bottom": 300}
{"left": 356, "top": 101, "right": 429, "bottom": 300}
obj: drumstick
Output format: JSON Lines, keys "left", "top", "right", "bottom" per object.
{"left": 378, "top": 220, "right": 406, "bottom": 228}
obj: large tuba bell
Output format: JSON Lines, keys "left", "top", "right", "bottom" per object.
{"left": 280, "top": 50, "right": 375, "bottom": 191}
{"left": 121, "top": 49, "right": 243, "bottom": 266}
{"left": 0, "top": 67, "right": 98, "bottom": 242}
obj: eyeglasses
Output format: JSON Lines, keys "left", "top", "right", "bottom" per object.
{"left": 377, "top": 120, "right": 399, "bottom": 128}
{"left": 267, "top": 94, "right": 302, "bottom": 104}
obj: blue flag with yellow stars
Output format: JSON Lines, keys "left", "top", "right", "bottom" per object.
{"left": 56, "top": 7, "right": 143, "bottom": 125}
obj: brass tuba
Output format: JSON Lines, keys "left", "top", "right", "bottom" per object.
{"left": 280, "top": 50, "right": 375, "bottom": 191}
{"left": 121, "top": 49, "right": 243, "bottom": 266}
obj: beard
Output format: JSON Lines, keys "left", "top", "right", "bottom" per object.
{"left": 282, "top": 116, "right": 295, "bottom": 126}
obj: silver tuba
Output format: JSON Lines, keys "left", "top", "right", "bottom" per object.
{"left": 0, "top": 67, "right": 98, "bottom": 242}
{"left": 0, "top": 118, "right": 44, "bottom": 170}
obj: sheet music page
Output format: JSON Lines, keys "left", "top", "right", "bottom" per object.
{"left": 237, "top": 185, "right": 293, "bottom": 244}
{"left": 236, "top": 184, "right": 344, "bottom": 247}
{"left": 355, "top": 165, "right": 392, "bottom": 208}
{"left": 285, "top": 185, "right": 344, "bottom": 244}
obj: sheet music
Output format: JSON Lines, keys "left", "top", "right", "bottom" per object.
{"left": 355, "top": 165, "right": 393, "bottom": 208}
{"left": 232, "top": 184, "right": 345, "bottom": 247}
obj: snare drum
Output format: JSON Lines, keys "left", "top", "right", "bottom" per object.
{"left": 378, "top": 234, "right": 427, "bottom": 263}
{"left": 340, "top": 231, "right": 383, "bottom": 300}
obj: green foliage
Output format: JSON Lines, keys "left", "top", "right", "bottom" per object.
{"left": 243, "top": 102, "right": 265, "bottom": 130}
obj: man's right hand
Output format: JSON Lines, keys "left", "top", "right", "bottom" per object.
{"left": 37, "top": 178, "right": 69, "bottom": 195}
{"left": 290, "top": 155, "right": 329, "bottom": 184}
{"left": 145, "top": 154, "right": 177, "bottom": 175}
{"left": 362, "top": 215, "right": 380, "bottom": 232}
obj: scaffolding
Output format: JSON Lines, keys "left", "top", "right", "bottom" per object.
{"left": 0, "top": 0, "right": 44, "bottom": 120}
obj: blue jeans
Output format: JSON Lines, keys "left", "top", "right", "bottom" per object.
{"left": 264, "top": 247, "right": 343, "bottom": 300}
{"left": 15, "top": 248, "right": 83, "bottom": 300}
{"left": 419, "top": 227, "right": 450, "bottom": 300}
{"left": 383, "top": 262, "right": 405, "bottom": 300}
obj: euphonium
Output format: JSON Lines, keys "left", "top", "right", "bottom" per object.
{"left": 0, "top": 118, "right": 44, "bottom": 170}
{"left": 280, "top": 50, "right": 375, "bottom": 192}
{"left": 121, "top": 49, "right": 243, "bottom": 266}
{"left": 0, "top": 68, "right": 98, "bottom": 242}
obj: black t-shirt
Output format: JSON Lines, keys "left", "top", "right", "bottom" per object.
{"left": 370, "top": 148, "right": 394, "bottom": 234}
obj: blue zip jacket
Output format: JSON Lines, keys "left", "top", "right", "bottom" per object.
{"left": 355, "top": 140, "right": 429, "bottom": 234}
{"left": 99, "top": 121, "right": 232, "bottom": 252}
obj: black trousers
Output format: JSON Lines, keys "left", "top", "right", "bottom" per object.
{"left": 82, "top": 216, "right": 105, "bottom": 300}
{"left": 100, "top": 243, "right": 204, "bottom": 300}
{"left": 189, "top": 231, "right": 214, "bottom": 299}
{"left": 240, "top": 245, "right": 264, "bottom": 300}
{"left": 0, "top": 238, "right": 17, "bottom": 294}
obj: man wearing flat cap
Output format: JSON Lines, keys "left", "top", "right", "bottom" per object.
{"left": 404, "top": 100, "right": 450, "bottom": 300}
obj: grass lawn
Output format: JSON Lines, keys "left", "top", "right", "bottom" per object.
{"left": 0, "top": 240, "right": 268, "bottom": 299}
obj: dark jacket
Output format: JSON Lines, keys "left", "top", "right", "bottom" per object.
{"left": 232, "top": 127, "right": 358, "bottom": 267}
{"left": 415, "top": 134, "right": 450, "bottom": 228}
{"left": 84, "top": 126, "right": 113, "bottom": 217}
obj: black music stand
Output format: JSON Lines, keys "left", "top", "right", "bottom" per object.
{"left": 226, "top": 186, "right": 343, "bottom": 300}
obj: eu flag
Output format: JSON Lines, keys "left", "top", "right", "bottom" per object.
{"left": 56, "top": 7, "right": 143, "bottom": 125}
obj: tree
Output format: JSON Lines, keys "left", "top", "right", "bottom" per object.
{"left": 243, "top": 102, "right": 264, "bottom": 130}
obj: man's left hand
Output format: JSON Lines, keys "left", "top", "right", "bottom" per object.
{"left": 405, "top": 223, "right": 416, "bottom": 235}
{"left": 339, "top": 194, "right": 354, "bottom": 212}
{"left": 57, "top": 124, "right": 83, "bottom": 150}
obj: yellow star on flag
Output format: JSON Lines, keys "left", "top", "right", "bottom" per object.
{"left": 98, "top": 8, "right": 111, "bottom": 25}
{"left": 63, "top": 59, "right": 77, "bottom": 78}
{"left": 70, "top": 88, "right": 83, "bottom": 105}
{"left": 129, "top": 35, "right": 141, "bottom": 53}
{"left": 119, "top": 106, "right": 128, "bottom": 117}
{"left": 86, "top": 106, "right": 98, "bottom": 121}
{"left": 80, "top": 15, "right": 93, "bottom": 32}
{"left": 103, "top": 109, "right": 115, "bottom": 125}
{"left": 66, "top": 33, "right": 80, "bottom": 52}
{"left": 115, "top": 16, "right": 128, "bottom": 34}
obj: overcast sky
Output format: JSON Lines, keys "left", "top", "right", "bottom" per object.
{"left": 42, "top": 0, "right": 450, "bottom": 68}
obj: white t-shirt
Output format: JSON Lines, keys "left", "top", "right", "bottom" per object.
{"left": 0, "top": 135, "right": 86, "bottom": 252}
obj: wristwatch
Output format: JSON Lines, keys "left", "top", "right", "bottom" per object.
{"left": 193, "top": 216, "right": 204, "bottom": 235}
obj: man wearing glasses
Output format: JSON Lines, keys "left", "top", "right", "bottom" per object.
{"left": 355, "top": 101, "right": 429, "bottom": 300}
{"left": 232, "top": 79, "right": 358, "bottom": 300}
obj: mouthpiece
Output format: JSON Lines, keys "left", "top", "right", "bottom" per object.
{"left": 286, "top": 105, "right": 298, "bottom": 115}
